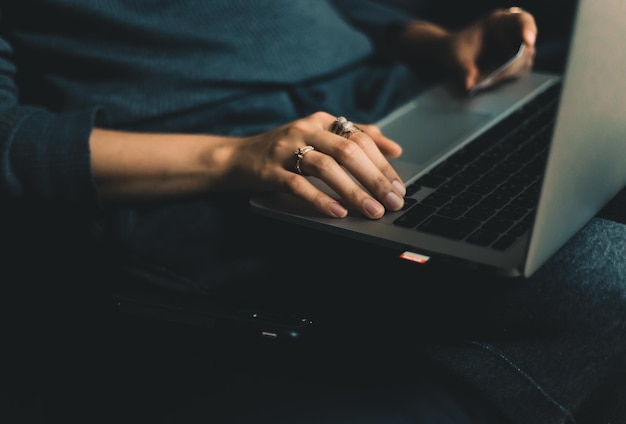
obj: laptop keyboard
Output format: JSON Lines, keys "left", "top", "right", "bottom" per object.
{"left": 393, "top": 82, "right": 562, "bottom": 250}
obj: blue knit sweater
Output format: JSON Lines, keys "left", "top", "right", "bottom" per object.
{"left": 0, "top": 0, "right": 413, "bottom": 210}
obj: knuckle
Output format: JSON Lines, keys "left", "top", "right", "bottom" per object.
{"left": 288, "top": 119, "right": 310, "bottom": 136}
{"left": 374, "top": 174, "right": 391, "bottom": 192}
{"left": 347, "top": 186, "right": 366, "bottom": 203}
{"left": 283, "top": 171, "right": 305, "bottom": 194}
{"left": 256, "top": 162, "right": 274, "bottom": 180}
{"left": 378, "top": 159, "right": 395, "bottom": 174}
{"left": 333, "top": 139, "right": 360, "bottom": 162}
{"left": 309, "top": 153, "right": 334, "bottom": 174}
{"left": 311, "top": 192, "right": 330, "bottom": 210}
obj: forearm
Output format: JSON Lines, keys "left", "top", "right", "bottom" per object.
{"left": 89, "top": 128, "right": 240, "bottom": 203}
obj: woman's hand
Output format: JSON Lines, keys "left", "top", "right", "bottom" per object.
{"left": 389, "top": 7, "right": 537, "bottom": 92}
{"left": 90, "top": 112, "right": 406, "bottom": 220}
{"left": 447, "top": 7, "right": 538, "bottom": 91}
{"left": 226, "top": 112, "right": 406, "bottom": 219}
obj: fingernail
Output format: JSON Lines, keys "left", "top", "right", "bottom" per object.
{"left": 392, "top": 179, "right": 406, "bottom": 196}
{"left": 525, "top": 30, "right": 536, "bottom": 45}
{"left": 363, "top": 198, "right": 384, "bottom": 218}
{"left": 329, "top": 201, "right": 348, "bottom": 218}
{"left": 385, "top": 191, "right": 405, "bottom": 211}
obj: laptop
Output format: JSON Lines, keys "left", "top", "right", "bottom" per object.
{"left": 251, "top": 0, "right": 626, "bottom": 278}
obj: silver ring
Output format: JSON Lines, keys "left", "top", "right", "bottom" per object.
{"left": 294, "top": 145, "right": 315, "bottom": 175}
{"left": 329, "top": 116, "right": 363, "bottom": 139}
{"left": 504, "top": 6, "right": 523, "bottom": 14}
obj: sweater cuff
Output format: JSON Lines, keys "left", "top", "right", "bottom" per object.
{"left": 5, "top": 105, "right": 106, "bottom": 212}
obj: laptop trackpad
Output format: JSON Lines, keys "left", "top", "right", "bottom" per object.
{"left": 381, "top": 108, "right": 493, "bottom": 165}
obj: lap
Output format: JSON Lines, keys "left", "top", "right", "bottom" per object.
{"left": 102, "top": 196, "right": 626, "bottom": 424}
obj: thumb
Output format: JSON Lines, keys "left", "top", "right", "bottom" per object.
{"left": 464, "top": 62, "right": 480, "bottom": 91}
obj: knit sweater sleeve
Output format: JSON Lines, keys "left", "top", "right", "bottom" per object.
{"left": 0, "top": 34, "right": 103, "bottom": 211}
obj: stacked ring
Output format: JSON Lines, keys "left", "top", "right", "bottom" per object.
{"left": 294, "top": 145, "right": 315, "bottom": 175}
{"left": 504, "top": 6, "right": 523, "bottom": 14}
{"left": 329, "top": 116, "right": 363, "bottom": 139}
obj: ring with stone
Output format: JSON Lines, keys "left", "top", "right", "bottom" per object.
{"left": 504, "top": 6, "right": 524, "bottom": 14}
{"left": 294, "top": 145, "right": 315, "bottom": 174}
{"left": 329, "top": 116, "right": 363, "bottom": 139}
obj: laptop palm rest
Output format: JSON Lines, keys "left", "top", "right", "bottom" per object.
{"left": 382, "top": 108, "right": 493, "bottom": 180}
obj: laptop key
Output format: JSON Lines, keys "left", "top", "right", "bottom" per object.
{"left": 393, "top": 203, "right": 436, "bottom": 228}
{"left": 482, "top": 216, "right": 515, "bottom": 233}
{"left": 467, "top": 229, "right": 500, "bottom": 246}
{"left": 400, "top": 197, "right": 418, "bottom": 211}
{"left": 508, "top": 221, "right": 532, "bottom": 237}
{"left": 422, "top": 192, "right": 451, "bottom": 207}
{"left": 465, "top": 204, "right": 497, "bottom": 221}
{"left": 415, "top": 174, "right": 446, "bottom": 188}
{"left": 417, "top": 216, "right": 480, "bottom": 240}
{"left": 438, "top": 203, "right": 468, "bottom": 219}
{"left": 405, "top": 184, "right": 422, "bottom": 197}
{"left": 492, "top": 234, "right": 517, "bottom": 250}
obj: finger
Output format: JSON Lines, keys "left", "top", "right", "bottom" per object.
{"left": 316, "top": 117, "right": 406, "bottom": 198}
{"left": 311, "top": 132, "right": 406, "bottom": 215}
{"left": 523, "top": 27, "right": 537, "bottom": 47}
{"left": 291, "top": 113, "right": 407, "bottom": 217}
{"left": 346, "top": 130, "right": 406, "bottom": 195}
{"left": 449, "top": 28, "right": 483, "bottom": 91}
{"left": 295, "top": 148, "right": 394, "bottom": 219}
{"left": 464, "top": 62, "right": 481, "bottom": 91}
{"left": 283, "top": 170, "right": 350, "bottom": 218}
{"left": 357, "top": 123, "right": 402, "bottom": 158}
{"left": 455, "top": 47, "right": 480, "bottom": 91}
{"left": 317, "top": 115, "right": 406, "bottom": 199}
{"left": 516, "top": 11, "right": 537, "bottom": 47}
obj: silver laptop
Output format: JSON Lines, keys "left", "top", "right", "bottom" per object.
{"left": 251, "top": 0, "right": 626, "bottom": 277}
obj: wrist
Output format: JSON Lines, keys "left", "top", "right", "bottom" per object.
{"left": 387, "top": 21, "right": 452, "bottom": 78}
